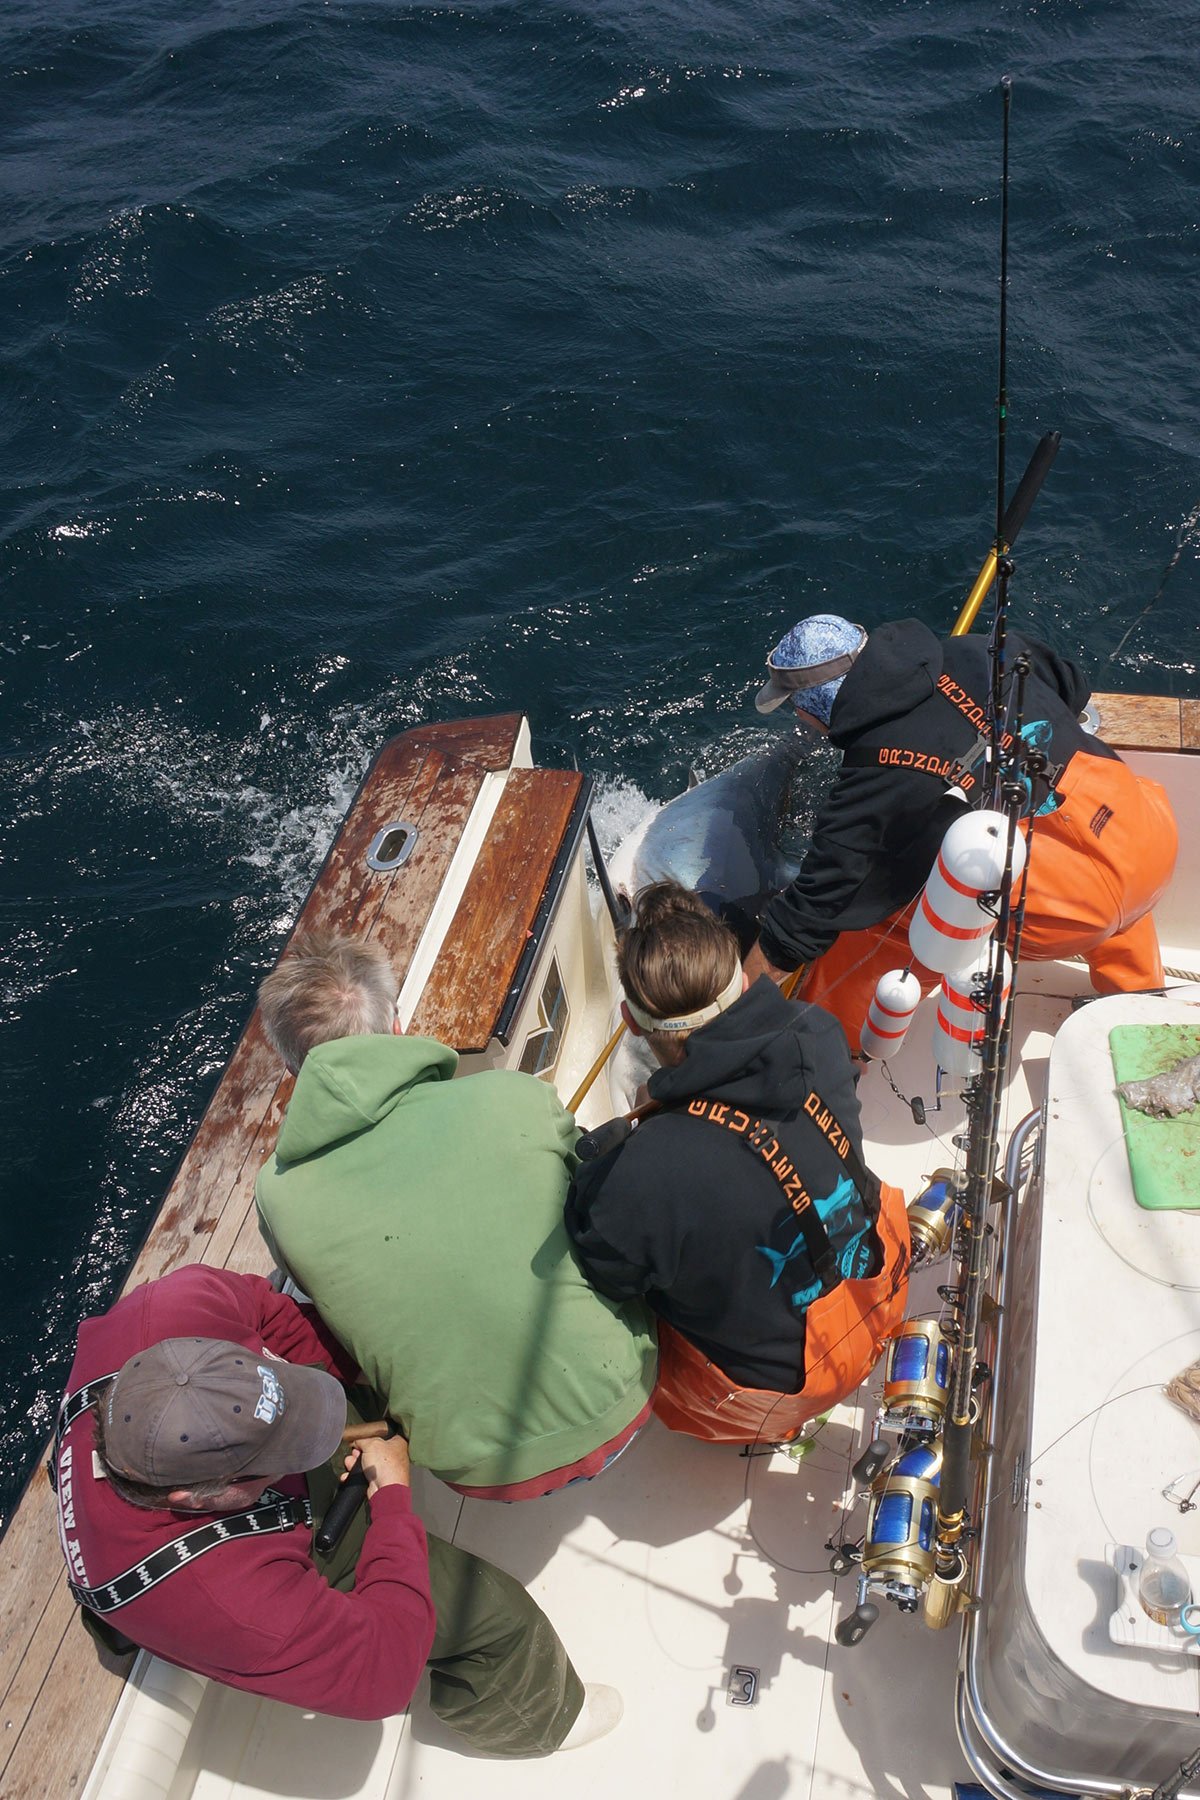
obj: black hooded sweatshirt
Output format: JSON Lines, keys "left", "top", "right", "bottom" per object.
{"left": 757, "top": 618, "right": 1114, "bottom": 971}
{"left": 564, "top": 979, "right": 881, "bottom": 1391}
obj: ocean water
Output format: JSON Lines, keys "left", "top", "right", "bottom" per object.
{"left": 1, "top": 0, "right": 1197, "bottom": 1523}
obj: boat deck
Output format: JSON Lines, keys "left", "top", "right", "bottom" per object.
{"left": 78, "top": 956, "right": 1104, "bottom": 1800}
{"left": 3, "top": 693, "right": 1198, "bottom": 1799}
{"left": 386, "top": 961, "right": 1097, "bottom": 1800}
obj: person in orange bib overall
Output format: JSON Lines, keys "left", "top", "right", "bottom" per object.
{"left": 743, "top": 615, "right": 1178, "bottom": 1054}
{"left": 565, "top": 883, "right": 909, "bottom": 1445}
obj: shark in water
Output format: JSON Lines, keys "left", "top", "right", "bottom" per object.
{"left": 604, "top": 737, "right": 809, "bottom": 1111}
{"left": 609, "top": 736, "right": 806, "bottom": 953}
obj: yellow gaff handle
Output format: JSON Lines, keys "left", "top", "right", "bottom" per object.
{"left": 568, "top": 1021, "right": 626, "bottom": 1117}
{"left": 950, "top": 431, "right": 1061, "bottom": 636}
{"left": 950, "top": 547, "right": 1002, "bottom": 637}
{"left": 780, "top": 963, "right": 808, "bottom": 1000}
{"left": 341, "top": 1420, "right": 392, "bottom": 1446}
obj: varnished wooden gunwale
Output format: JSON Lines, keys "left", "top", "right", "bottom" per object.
{"left": 0, "top": 713, "right": 535, "bottom": 1798}
{"left": 1091, "top": 690, "right": 1200, "bottom": 753}
{"left": 409, "top": 767, "right": 586, "bottom": 1051}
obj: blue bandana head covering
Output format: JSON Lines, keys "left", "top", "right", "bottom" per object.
{"left": 755, "top": 614, "right": 868, "bottom": 723}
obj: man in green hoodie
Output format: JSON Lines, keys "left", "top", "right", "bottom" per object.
{"left": 255, "top": 929, "right": 657, "bottom": 1501}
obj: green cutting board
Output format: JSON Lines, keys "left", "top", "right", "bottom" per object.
{"left": 1109, "top": 1024, "right": 1200, "bottom": 1212}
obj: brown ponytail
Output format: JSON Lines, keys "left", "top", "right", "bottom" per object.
{"left": 618, "top": 882, "right": 740, "bottom": 1042}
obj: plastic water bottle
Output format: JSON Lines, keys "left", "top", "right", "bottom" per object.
{"left": 1138, "top": 1526, "right": 1191, "bottom": 1628}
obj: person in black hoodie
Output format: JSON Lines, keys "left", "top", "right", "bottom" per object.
{"left": 565, "top": 884, "right": 909, "bottom": 1444}
{"left": 743, "top": 614, "right": 1178, "bottom": 1053}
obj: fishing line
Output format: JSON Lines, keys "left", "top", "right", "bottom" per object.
{"left": 1109, "top": 501, "right": 1200, "bottom": 662}
{"left": 969, "top": 1383, "right": 1164, "bottom": 1530}
{"left": 740, "top": 1412, "right": 845, "bottom": 1576}
{"left": 1083, "top": 1333, "right": 1200, "bottom": 1544}
{"left": 739, "top": 1275, "right": 921, "bottom": 1573}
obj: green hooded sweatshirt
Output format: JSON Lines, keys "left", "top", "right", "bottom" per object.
{"left": 256, "top": 1035, "right": 657, "bottom": 1488}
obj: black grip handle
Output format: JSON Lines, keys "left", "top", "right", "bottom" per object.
{"left": 1002, "top": 430, "right": 1060, "bottom": 548}
{"left": 834, "top": 1602, "right": 879, "bottom": 1647}
{"left": 314, "top": 1463, "right": 369, "bottom": 1556}
{"left": 576, "top": 1116, "right": 634, "bottom": 1161}
{"left": 851, "top": 1437, "right": 891, "bottom": 1486}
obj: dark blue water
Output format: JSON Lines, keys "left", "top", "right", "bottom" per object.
{"left": 2, "top": 0, "right": 1197, "bottom": 1523}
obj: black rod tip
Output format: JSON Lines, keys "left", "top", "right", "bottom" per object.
{"left": 1000, "top": 75, "right": 1013, "bottom": 95}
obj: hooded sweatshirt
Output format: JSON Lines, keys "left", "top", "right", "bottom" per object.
{"left": 758, "top": 618, "right": 1111, "bottom": 970}
{"left": 256, "top": 1036, "right": 657, "bottom": 1488}
{"left": 56, "top": 1266, "right": 434, "bottom": 1722}
{"left": 565, "top": 980, "right": 880, "bottom": 1391}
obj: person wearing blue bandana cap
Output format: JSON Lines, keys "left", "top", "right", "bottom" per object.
{"left": 752, "top": 614, "right": 868, "bottom": 728}
{"left": 744, "top": 614, "right": 1177, "bottom": 1054}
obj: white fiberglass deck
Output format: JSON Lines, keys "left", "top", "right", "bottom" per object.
{"left": 960, "top": 985, "right": 1200, "bottom": 1799}
{"left": 88, "top": 952, "right": 1146, "bottom": 1800}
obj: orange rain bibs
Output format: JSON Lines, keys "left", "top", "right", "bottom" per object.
{"left": 651, "top": 1181, "right": 911, "bottom": 1444}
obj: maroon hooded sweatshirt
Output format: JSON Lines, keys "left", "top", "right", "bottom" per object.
{"left": 55, "top": 1264, "right": 434, "bottom": 1721}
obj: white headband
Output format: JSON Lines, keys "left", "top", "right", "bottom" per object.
{"left": 624, "top": 961, "right": 744, "bottom": 1035}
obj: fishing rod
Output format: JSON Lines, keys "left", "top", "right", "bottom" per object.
{"left": 926, "top": 661, "right": 1028, "bottom": 1621}
{"left": 832, "top": 76, "right": 1051, "bottom": 1646}
{"left": 987, "top": 75, "right": 1014, "bottom": 787}
{"left": 929, "top": 72, "right": 1017, "bottom": 1605}
{"left": 1145, "top": 1745, "right": 1200, "bottom": 1800}
{"left": 929, "top": 72, "right": 1053, "bottom": 1627}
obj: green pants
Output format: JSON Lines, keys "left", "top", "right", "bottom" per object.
{"left": 309, "top": 1408, "right": 584, "bottom": 1757}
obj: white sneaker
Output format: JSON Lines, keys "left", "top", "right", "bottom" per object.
{"left": 557, "top": 1683, "right": 623, "bottom": 1750}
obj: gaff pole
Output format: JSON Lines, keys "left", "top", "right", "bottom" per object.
{"left": 950, "top": 428, "right": 1060, "bottom": 637}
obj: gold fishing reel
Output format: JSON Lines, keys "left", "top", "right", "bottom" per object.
{"left": 880, "top": 1319, "right": 953, "bottom": 1435}
{"left": 860, "top": 1443, "right": 943, "bottom": 1593}
{"left": 905, "top": 1168, "right": 967, "bottom": 1263}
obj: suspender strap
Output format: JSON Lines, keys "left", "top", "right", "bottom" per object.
{"left": 682, "top": 1100, "right": 842, "bottom": 1290}
{"left": 839, "top": 731, "right": 989, "bottom": 796}
{"left": 816, "top": 1117, "right": 882, "bottom": 1225}
{"left": 684, "top": 1089, "right": 883, "bottom": 1270}
{"left": 48, "top": 1373, "right": 119, "bottom": 1490}
{"left": 52, "top": 1377, "right": 313, "bottom": 1615}
{"left": 66, "top": 1489, "right": 313, "bottom": 1614}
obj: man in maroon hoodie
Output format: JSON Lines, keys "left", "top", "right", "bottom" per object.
{"left": 55, "top": 1263, "right": 615, "bottom": 1753}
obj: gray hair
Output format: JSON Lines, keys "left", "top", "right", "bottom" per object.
{"left": 258, "top": 929, "right": 397, "bottom": 1072}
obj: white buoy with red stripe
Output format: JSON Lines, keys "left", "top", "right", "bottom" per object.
{"left": 933, "top": 948, "right": 1013, "bottom": 1077}
{"left": 860, "top": 968, "right": 922, "bottom": 1061}
{"left": 907, "top": 809, "right": 1026, "bottom": 977}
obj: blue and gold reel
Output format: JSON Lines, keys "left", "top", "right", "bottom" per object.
{"left": 861, "top": 1444, "right": 943, "bottom": 1590}
{"left": 906, "top": 1170, "right": 965, "bottom": 1263}
{"left": 881, "top": 1319, "right": 952, "bottom": 1433}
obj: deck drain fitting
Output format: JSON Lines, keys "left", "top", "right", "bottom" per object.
{"left": 727, "top": 1666, "right": 760, "bottom": 1707}
{"left": 365, "top": 821, "right": 419, "bottom": 872}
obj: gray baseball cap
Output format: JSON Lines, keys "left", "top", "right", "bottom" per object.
{"left": 103, "top": 1337, "right": 348, "bottom": 1486}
